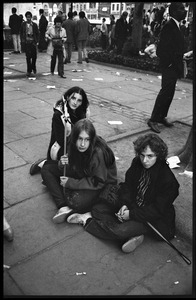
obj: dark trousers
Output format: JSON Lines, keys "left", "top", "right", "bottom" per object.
{"left": 84, "top": 202, "right": 150, "bottom": 242}
{"left": 51, "top": 49, "right": 64, "bottom": 76}
{"left": 41, "top": 161, "right": 101, "bottom": 212}
{"left": 101, "top": 34, "right": 107, "bottom": 50}
{"left": 150, "top": 66, "right": 178, "bottom": 122}
{"left": 25, "top": 43, "right": 37, "bottom": 73}
{"left": 116, "top": 38, "right": 126, "bottom": 54}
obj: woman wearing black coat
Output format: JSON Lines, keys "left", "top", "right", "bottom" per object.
{"left": 67, "top": 133, "right": 180, "bottom": 253}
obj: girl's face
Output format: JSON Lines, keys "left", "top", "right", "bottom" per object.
{"left": 139, "top": 145, "right": 157, "bottom": 169}
{"left": 76, "top": 130, "right": 90, "bottom": 153}
{"left": 68, "top": 92, "right": 83, "bottom": 111}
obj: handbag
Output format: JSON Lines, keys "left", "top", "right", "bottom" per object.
{"left": 52, "top": 38, "right": 63, "bottom": 50}
{"left": 50, "top": 141, "right": 61, "bottom": 160}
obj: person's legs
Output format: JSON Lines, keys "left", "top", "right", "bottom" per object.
{"left": 16, "top": 34, "right": 21, "bottom": 52}
{"left": 150, "top": 67, "right": 177, "bottom": 122}
{"left": 57, "top": 50, "right": 64, "bottom": 76}
{"left": 51, "top": 50, "right": 57, "bottom": 73}
{"left": 25, "top": 44, "right": 32, "bottom": 75}
{"left": 31, "top": 44, "right": 37, "bottom": 73}
{"left": 41, "top": 161, "right": 66, "bottom": 209}
{"left": 12, "top": 34, "right": 17, "bottom": 52}
{"left": 77, "top": 40, "right": 82, "bottom": 63}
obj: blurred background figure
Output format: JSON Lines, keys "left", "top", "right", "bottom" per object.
{"left": 38, "top": 8, "right": 48, "bottom": 52}
{"left": 8, "top": 7, "right": 22, "bottom": 54}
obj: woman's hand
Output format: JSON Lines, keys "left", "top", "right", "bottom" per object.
{"left": 60, "top": 155, "right": 68, "bottom": 166}
{"left": 115, "top": 205, "right": 129, "bottom": 222}
{"left": 60, "top": 176, "right": 68, "bottom": 187}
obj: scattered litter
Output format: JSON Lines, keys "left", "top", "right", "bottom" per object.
{"left": 115, "top": 156, "right": 120, "bottom": 160}
{"left": 94, "top": 78, "right": 103, "bottom": 81}
{"left": 9, "top": 64, "right": 15, "bottom": 66}
{"left": 72, "top": 69, "right": 77, "bottom": 72}
{"left": 116, "top": 72, "right": 120, "bottom": 75}
{"left": 17, "top": 88, "right": 20, "bottom": 91}
{"left": 167, "top": 156, "right": 180, "bottom": 169}
{"left": 77, "top": 69, "right": 82, "bottom": 72}
{"left": 108, "top": 121, "right": 123, "bottom": 125}
{"left": 179, "top": 170, "right": 193, "bottom": 178}
{"left": 174, "top": 281, "right": 179, "bottom": 285}
{"left": 42, "top": 72, "right": 51, "bottom": 75}
{"left": 119, "top": 86, "right": 121, "bottom": 88}
{"left": 3, "top": 265, "right": 10, "bottom": 269}
{"left": 4, "top": 57, "right": 9, "bottom": 60}
{"left": 76, "top": 272, "right": 86, "bottom": 276}
{"left": 150, "top": 80, "right": 153, "bottom": 83}
{"left": 4, "top": 71, "right": 12, "bottom": 74}
{"left": 167, "top": 260, "right": 171, "bottom": 263}
{"left": 157, "top": 75, "right": 162, "bottom": 79}
{"left": 28, "top": 77, "right": 36, "bottom": 80}
{"left": 132, "top": 78, "right": 138, "bottom": 81}
{"left": 178, "top": 98, "right": 182, "bottom": 100}
{"left": 47, "top": 85, "right": 56, "bottom": 89}
{"left": 182, "top": 90, "right": 186, "bottom": 93}
{"left": 83, "top": 69, "right": 91, "bottom": 72}
{"left": 4, "top": 79, "right": 17, "bottom": 82}
{"left": 100, "top": 104, "right": 104, "bottom": 107}
{"left": 72, "top": 79, "right": 83, "bottom": 81}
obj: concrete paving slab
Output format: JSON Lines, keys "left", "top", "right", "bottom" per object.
{"left": 4, "top": 127, "right": 23, "bottom": 143}
{"left": 3, "top": 98, "right": 50, "bottom": 113}
{"left": 5, "top": 133, "right": 50, "bottom": 162}
{"left": 6, "top": 117, "right": 51, "bottom": 138}
{"left": 4, "top": 111, "right": 35, "bottom": 126}
{"left": 4, "top": 145, "right": 26, "bottom": 170}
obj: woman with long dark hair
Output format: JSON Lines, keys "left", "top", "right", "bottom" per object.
{"left": 41, "top": 119, "right": 117, "bottom": 223}
{"left": 30, "top": 86, "right": 90, "bottom": 175}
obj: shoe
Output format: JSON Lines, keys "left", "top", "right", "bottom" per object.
{"left": 59, "top": 75, "right": 66, "bottom": 78}
{"left": 29, "top": 158, "right": 45, "bottom": 175}
{"left": 4, "top": 227, "right": 14, "bottom": 242}
{"left": 122, "top": 235, "right": 144, "bottom": 253}
{"left": 147, "top": 120, "right": 160, "bottom": 133}
{"left": 67, "top": 212, "right": 92, "bottom": 226}
{"left": 85, "top": 58, "right": 89, "bottom": 63}
{"left": 51, "top": 72, "right": 54, "bottom": 75}
{"left": 63, "top": 60, "right": 67, "bottom": 64}
{"left": 33, "top": 69, "right": 37, "bottom": 74}
{"left": 77, "top": 61, "right": 82, "bottom": 64}
{"left": 26, "top": 72, "right": 31, "bottom": 77}
{"left": 159, "top": 118, "right": 174, "bottom": 127}
{"left": 53, "top": 206, "right": 73, "bottom": 224}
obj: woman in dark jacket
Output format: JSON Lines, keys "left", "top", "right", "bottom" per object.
{"left": 30, "top": 86, "right": 90, "bottom": 175}
{"left": 67, "top": 133, "right": 180, "bottom": 253}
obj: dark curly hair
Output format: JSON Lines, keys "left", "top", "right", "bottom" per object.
{"left": 133, "top": 133, "right": 168, "bottom": 161}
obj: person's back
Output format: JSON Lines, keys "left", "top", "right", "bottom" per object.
{"left": 62, "top": 12, "right": 75, "bottom": 43}
{"left": 9, "top": 7, "right": 22, "bottom": 34}
{"left": 76, "top": 12, "right": 90, "bottom": 41}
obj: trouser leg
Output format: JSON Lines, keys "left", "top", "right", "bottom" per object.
{"left": 57, "top": 50, "right": 64, "bottom": 76}
{"left": 25, "top": 44, "right": 32, "bottom": 73}
{"left": 12, "top": 34, "right": 17, "bottom": 51}
{"left": 31, "top": 44, "right": 37, "bottom": 71}
{"left": 150, "top": 67, "right": 178, "bottom": 122}
{"left": 41, "top": 161, "right": 66, "bottom": 209}
{"left": 84, "top": 202, "right": 149, "bottom": 241}
{"left": 77, "top": 41, "right": 82, "bottom": 62}
{"left": 51, "top": 50, "right": 57, "bottom": 73}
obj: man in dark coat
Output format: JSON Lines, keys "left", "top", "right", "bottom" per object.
{"left": 38, "top": 8, "right": 48, "bottom": 52}
{"left": 114, "top": 11, "right": 129, "bottom": 54}
{"left": 67, "top": 134, "right": 180, "bottom": 253}
{"left": 20, "top": 11, "right": 39, "bottom": 77}
{"left": 8, "top": 7, "right": 23, "bottom": 53}
{"left": 147, "top": 2, "right": 187, "bottom": 133}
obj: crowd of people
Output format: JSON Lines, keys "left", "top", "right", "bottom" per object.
{"left": 4, "top": 3, "right": 192, "bottom": 255}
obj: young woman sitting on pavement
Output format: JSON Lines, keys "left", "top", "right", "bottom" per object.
{"left": 67, "top": 133, "right": 180, "bottom": 254}
{"left": 41, "top": 118, "right": 118, "bottom": 223}
{"left": 30, "top": 86, "right": 90, "bottom": 175}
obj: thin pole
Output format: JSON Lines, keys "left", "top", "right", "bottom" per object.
{"left": 147, "top": 222, "right": 191, "bottom": 265}
{"left": 63, "top": 104, "right": 67, "bottom": 195}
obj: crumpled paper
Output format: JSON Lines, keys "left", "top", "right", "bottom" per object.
{"left": 167, "top": 156, "right": 180, "bottom": 169}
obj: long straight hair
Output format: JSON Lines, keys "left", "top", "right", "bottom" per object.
{"left": 68, "top": 119, "right": 115, "bottom": 175}
{"left": 55, "top": 86, "right": 89, "bottom": 124}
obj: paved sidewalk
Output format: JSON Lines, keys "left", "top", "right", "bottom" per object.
{"left": 3, "top": 50, "right": 193, "bottom": 296}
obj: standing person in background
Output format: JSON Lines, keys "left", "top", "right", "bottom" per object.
{"left": 38, "top": 8, "right": 48, "bottom": 52}
{"left": 45, "top": 16, "right": 67, "bottom": 78}
{"left": 114, "top": 11, "right": 129, "bottom": 54}
{"left": 75, "top": 11, "right": 91, "bottom": 64}
{"left": 147, "top": 2, "right": 187, "bottom": 133}
{"left": 100, "top": 18, "right": 108, "bottom": 50}
{"left": 62, "top": 11, "right": 76, "bottom": 63}
{"left": 9, "top": 7, "right": 23, "bottom": 54}
{"left": 20, "top": 11, "right": 39, "bottom": 77}
{"left": 107, "top": 14, "right": 116, "bottom": 51}
{"left": 73, "top": 11, "right": 79, "bottom": 51}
